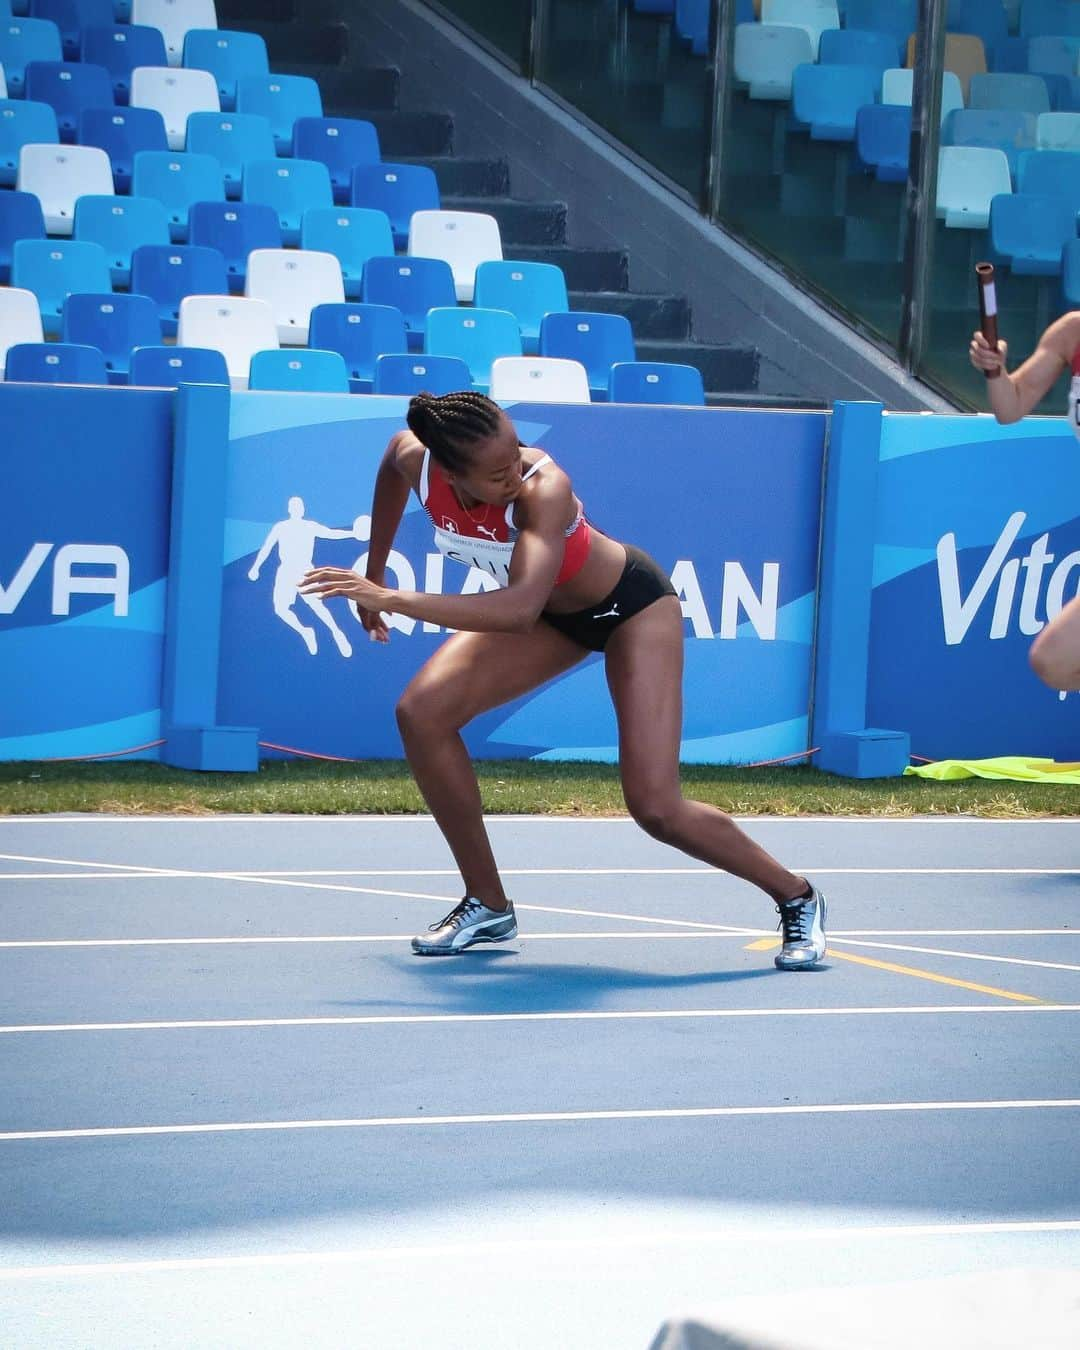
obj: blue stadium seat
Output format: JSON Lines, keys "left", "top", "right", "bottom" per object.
{"left": 819, "top": 27, "right": 900, "bottom": 74}
{"left": 943, "top": 108, "right": 1037, "bottom": 182}
{"left": 608, "top": 360, "right": 705, "bottom": 405}
{"left": 187, "top": 198, "right": 281, "bottom": 293}
{"left": 1021, "top": 0, "right": 1080, "bottom": 39}
{"left": 80, "top": 22, "right": 166, "bottom": 103}
{"left": 11, "top": 236, "right": 111, "bottom": 336}
{"left": 968, "top": 72, "right": 1051, "bottom": 114}
{"left": 473, "top": 259, "right": 569, "bottom": 355}
{"left": 248, "top": 347, "right": 350, "bottom": 394}
{"left": 361, "top": 254, "right": 456, "bottom": 349}
{"left": 242, "top": 156, "right": 333, "bottom": 246}
{"left": 1027, "top": 34, "right": 1080, "bottom": 79}
{"left": 0, "top": 188, "right": 43, "bottom": 282}
{"left": 538, "top": 310, "right": 636, "bottom": 399}
{"left": 844, "top": 0, "right": 917, "bottom": 52}
{"left": 372, "top": 352, "right": 473, "bottom": 397}
{"left": 936, "top": 145, "right": 1013, "bottom": 228}
{"left": 991, "top": 35, "right": 1029, "bottom": 73}
{"left": 1054, "top": 76, "right": 1080, "bottom": 112}
{"left": 792, "top": 63, "right": 881, "bottom": 141}
{"left": 5, "top": 339, "right": 107, "bottom": 383}
{"left": 73, "top": 192, "right": 169, "bottom": 287}
{"left": 989, "top": 191, "right": 1075, "bottom": 274}
{"left": 946, "top": 0, "right": 1009, "bottom": 56}
{"left": 631, "top": 1, "right": 674, "bottom": 13}
{"left": 309, "top": 301, "right": 409, "bottom": 392}
{"left": 129, "top": 240, "right": 228, "bottom": 336}
{"left": 30, "top": 0, "right": 113, "bottom": 62}
{"left": 186, "top": 109, "right": 275, "bottom": 199}
{"left": 61, "top": 289, "right": 160, "bottom": 382}
{"left": 24, "top": 59, "right": 112, "bottom": 143}
{"left": 855, "top": 103, "right": 912, "bottom": 181}
{"left": 1017, "top": 147, "right": 1080, "bottom": 215}
{"left": 351, "top": 161, "right": 440, "bottom": 249}
{"left": 299, "top": 206, "right": 393, "bottom": 302}
{"left": 183, "top": 28, "right": 268, "bottom": 111}
{"left": 131, "top": 149, "right": 224, "bottom": 242}
{"left": 674, "top": 0, "right": 708, "bottom": 57}
{"left": 1061, "top": 236, "right": 1080, "bottom": 307}
{"left": 128, "top": 342, "right": 228, "bottom": 387}
{"left": 0, "top": 96, "right": 57, "bottom": 187}
{"left": 235, "top": 72, "right": 321, "bottom": 155}
{"left": 424, "top": 305, "right": 521, "bottom": 393}
{"left": 0, "top": 17, "right": 62, "bottom": 97}
{"left": 78, "top": 104, "right": 168, "bottom": 194}
{"left": 293, "top": 115, "right": 380, "bottom": 204}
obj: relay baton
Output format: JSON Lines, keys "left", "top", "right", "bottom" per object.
{"left": 976, "top": 262, "right": 1001, "bottom": 379}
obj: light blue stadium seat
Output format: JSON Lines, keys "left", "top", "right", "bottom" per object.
{"left": 24, "top": 59, "right": 112, "bottom": 142}
{"left": 186, "top": 109, "right": 275, "bottom": 200}
{"left": 131, "top": 149, "right": 224, "bottom": 242}
{"left": 183, "top": 28, "right": 268, "bottom": 111}
{"left": 1060, "top": 236, "right": 1080, "bottom": 306}
{"left": 882, "top": 67, "right": 965, "bottom": 124}
{"left": 30, "top": 0, "right": 113, "bottom": 63}
{"left": 129, "top": 241, "right": 228, "bottom": 336}
{"left": 11, "top": 236, "right": 111, "bottom": 336}
{"left": 0, "top": 96, "right": 56, "bottom": 186}
{"left": 761, "top": 0, "right": 840, "bottom": 58}
{"left": 73, "top": 192, "right": 169, "bottom": 287}
{"left": 943, "top": 108, "right": 1037, "bottom": 181}
{"left": 80, "top": 22, "right": 166, "bottom": 104}
{"left": 473, "top": 259, "right": 569, "bottom": 355}
{"left": 1017, "top": 147, "right": 1080, "bottom": 214}
{"left": 792, "top": 62, "right": 880, "bottom": 140}
{"left": 1027, "top": 34, "right": 1080, "bottom": 79}
{"left": 936, "top": 145, "right": 1013, "bottom": 227}
{"left": 0, "top": 17, "right": 62, "bottom": 97}
{"left": 674, "top": 0, "right": 708, "bottom": 57}
{"left": 425, "top": 305, "right": 522, "bottom": 394}
{"left": 293, "top": 115, "right": 380, "bottom": 204}
{"left": 733, "top": 23, "right": 814, "bottom": 100}
{"left": 128, "top": 342, "right": 228, "bottom": 386}
{"left": 78, "top": 104, "right": 167, "bottom": 193}
{"left": 947, "top": 0, "right": 1009, "bottom": 56}
{"left": 248, "top": 347, "right": 351, "bottom": 394}
{"left": 351, "top": 161, "right": 440, "bottom": 248}
{"left": 969, "top": 71, "right": 1051, "bottom": 114}
{"left": 844, "top": 0, "right": 917, "bottom": 52}
{"left": 1055, "top": 76, "right": 1080, "bottom": 112}
{"left": 299, "top": 206, "right": 393, "bottom": 301}
{"left": 819, "top": 27, "right": 900, "bottom": 74}
{"left": 608, "top": 360, "right": 705, "bottom": 405}
{"left": 5, "top": 339, "right": 106, "bottom": 383}
{"left": 372, "top": 351, "right": 473, "bottom": 397}
{"left": 539, "top": 310, "right": 636, "bottom": 399}
{"left": 991, "top": 35, "right": 1029, "bottom": 73}
{"left": 989, "top": 190, "right": 1075, "bottom": 274}
{"left": 1021, "top": 0, "right": 1080, "bottom": 39}
{"left": 361, "top": 253, "right": 456, "bottom": 349}
{"left": 61, "top": 289, "right": 160, "bottom": 382}
{"left": 187, "top": 198, "right": 281, "bottom": 293}
{"left": 308, "top": 301, "right": 408, "bottom": 391}
{"left": 1036, "top": 109, "right": 1080, "bottom": 150}
{"left": 242, "top": 156, "right": 333, "bottom": 246}
{"left": 0, "top": 188, "right": 43, "bottom": 281}
{"left": 855, "top": 102, "right": 911, "bottom": 181}
{"left": 235, "top": 72, "right": 321, "bottom": 155}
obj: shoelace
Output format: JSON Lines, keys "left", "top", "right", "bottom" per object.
{"left": 776, "top": 895, "right": 812, "bottom": 945}
{"left": 429, "top": 898, "right": 483, "bottom": 932}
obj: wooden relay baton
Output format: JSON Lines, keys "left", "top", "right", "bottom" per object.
{"left": 976, "top": 262, "right": 1001, "bottom": 379}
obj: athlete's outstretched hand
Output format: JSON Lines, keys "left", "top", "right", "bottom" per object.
{"left": 300, "top": 567, "right": 392, "bottom": 644}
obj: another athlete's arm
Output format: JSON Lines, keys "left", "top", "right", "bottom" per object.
{"left": 970, "top": 313, "right": 1080, "bottom": 424}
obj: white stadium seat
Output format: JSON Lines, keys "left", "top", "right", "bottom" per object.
{"left": 16, "top": 142, "right": 113, "bottom": 235}
{"left": 177, "top": 293, "right": 277, "bottom": 388}
{"left": 489, "top": 356, "right": 591, "bottom": 404}
{"left": 244, "top": 247, "right": 345, "bottom": 346}
{"left": 130, "top": 65, "right": 219, "bottom": 150}
{"left": 0, "top": 286, "right": 44, "bottom": 380}
{"left": 408, "top": 208, "right": 502, "bottom": 303}
{"left": 131, "top": 0, "right": 217, "bottom": 68}
{"left": 0, "top": 63, "right": 6, "bottom": 100}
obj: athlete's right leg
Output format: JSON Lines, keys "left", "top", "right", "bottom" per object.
{"left": 1030, "top": 595, "right": 1080, "bottom": 690}
{"left": 395, "top": 623, "right": 587, "bottom": 911}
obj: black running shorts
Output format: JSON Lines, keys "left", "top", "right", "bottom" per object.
{"left": 541, "top": 544, "right": 677, "bottom": 652}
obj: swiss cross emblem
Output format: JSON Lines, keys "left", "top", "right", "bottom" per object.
{"left": 441, "top": 517, "right": 460, "bottom": 534}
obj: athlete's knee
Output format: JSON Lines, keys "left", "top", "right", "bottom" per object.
{"left": 396, "top": 682, "right": 461, "bottom": 738}
{"left": 1029, "top": 629, "right": 1080, "bottom": 690}
{"left": 624, "top": 787, "right": 684, "bottom": 842}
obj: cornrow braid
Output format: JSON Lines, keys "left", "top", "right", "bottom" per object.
{"left": 406, "top": 390, "right": 504, "bottom": 474}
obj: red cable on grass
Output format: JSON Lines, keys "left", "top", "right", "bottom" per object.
{"left": 39, "top": 739, "right": 167, "bottom": 763}
{"left": 258, "top": 740, "right": 366, "bottom": 763}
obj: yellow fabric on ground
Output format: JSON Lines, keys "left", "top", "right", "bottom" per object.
{"left": 904, "top": 757, "right": 1080, "bottom": 784}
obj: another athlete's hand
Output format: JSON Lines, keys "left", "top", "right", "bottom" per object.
{"left": 300, "top": 567, "right": 393, "bottom": 644}
{"left": 970, "top": 330, "right": 1007, "bottom": 376}
{"left": 357, "top": 606, "right": 391, "bottom": 644}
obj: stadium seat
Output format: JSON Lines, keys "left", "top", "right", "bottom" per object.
{"left": 185, "top": 109, "right": 274, "bottom": 198}
{"left": 991, "top": 35, "right": 1029, "bottom": 74}
{"left": 176, "top": 293, "right": 277, "bottom": 388}
{"left": 968, "top": 72, "right": 1051, "bottom": 114}
{"left": 473, "top": 260, "right": 570, "bottom": 354}
{"left": 791, "top": 63, "right": 881, "bottom": 140}
{"left": 943, "top": 108, "right": 1036, "bottom": 181}
{"left": 131, "top": 0, "right": 216, "bottom": 67}
{"left": 608, "top": 360, "right": 705, "bottom": 405}
{"left": 0, "top": 285, "right": 43, "bottom": 374}
{"left": 182, "top": 28, "right": 267, "bottom": 110}
{"left": 112, "top": 0, "right": 130, "bottom": 20}
{"left": 78, "top": 104, "right": 167, "bottom": 193}
{"left": 0, "top": 189, "right": 43, "bottom": 281}
{"left": 235, "top": 72, "right": 321, "bottom": 155}
{"left": 244, "top": 247, "right": 344, "bottom": 346}
{"left": 855, "top": 103, "right": 911, "bottom": 181}
{"left": 936, "top": 145, "right": 1012, "bottom": 227}
{"left": 0, "top": 66, "right": 6, "bottom": 98}
{"left": 539, "top": 310, "right": 636, "bottom": 399}
{"left": 1017, "top": 147, "right": 1080, "bottom": 215}
{"left": 30, "top": 0, "right": 114, "bottom": 63}
{"left": 1027, "top": 34, "right": 1080, "bottom": 80}
{"left": 242, "top": 156, "right": 333, "bottom": 246}
{"left": 24, "top": 60, "right": 113, "bottom": 143}
{"left": 844, "top": 0, "right": 917, "bottom": 53}
{"left": 0, "top": 96, "right": 57, "bottom": 186}
{"left": 73, "top": 192, "right": 169, "bottom": 287}
{"left": 1021, "top": 0, "right": 1080, "bottom": 39}
{"left": 1036, "top": 110, "right": 1080, "bottom": 150}
{"left": 408, "top": 209, "right": 502, "bottom": 303}
{"left": 1054, "top": 77, "right": 1080, "bottom": 113}
{"left": 733, "top": 23, "right": 814, "bottom": 100}
{"left": 248, "top": 347, "right": 350, "bottom": 394}
{"left": 128, "top": 341, "right": 228, "bottom": 386}
{"left": 5, "top": 339, "right": 107, "bottom": 384}
{"left": 17, "top": 142, "right": 112, "bottom": 235}
{"left": 882, "top": 67, "right": 964, "bottom": 124}
{"left": 819, "top": 28, "right": 900, "bottom": 74}
{"left": 372, "top": 352, "right": 472, "bottom": 396}
{"left": 11, "top": 236, "right": 111, "bottom": 335}
{"left": 489, "top": 356, "right": 590, "bottom": 404}
{"left": 61, "top": 289, "right": 160, "bottom": 381}
{"left": 907, "top": 32, "right": 987, "bottom": 101}
{"left": 760, "top": 0, "right": 839, "bottom": 58}
{"left": 988, "top": 191, "right": 1074, "bottom": 274}
{"left": 299, "top": 206, "right": 393, "bottom": 301}
{"left": 425, "top": 305, "right": 521, "bottom": 393}
{"left": 1061, "top": 236, "right": 1080, "bottom": 307}
{"left": 0, "top": 18, "right": 62, "bottom": 97}
{"left": 187, "top": 197, "right": 279, "bottom": 292}
{"left": 80, "top": 23, "right": 166, "bottom": 103}
{"left": 131, "top": 148, "right": 224, "bottom": 242}
{"left": 130, "top": 64, "right": 219, "bottom": 150}
{"left": 129, "top": 241, "right": 228, "bottom": 335}
{"left": 292, "top": 115, "right": 380, "bottom": 204}
{"left": 351, "top": 161, "right": 439, "bottom": 248}
{"left": 946, "top": 0, "right": 1009, "bottom": 57}
{"left": 362, "top": 254, "right": 456, "bottom": 347}
{"left": 308, "top": 301, "right": 409, "bottom": 391}
{"left": 674, "top": 0, "right": 709, "bottom": 57}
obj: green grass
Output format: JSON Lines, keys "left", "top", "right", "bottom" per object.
{"left": 1, "top": 759, "right": 1078, "bottom": 817}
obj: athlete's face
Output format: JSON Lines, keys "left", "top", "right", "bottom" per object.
{"left": 451, "top": 416, "right": 525, "bottom": 506}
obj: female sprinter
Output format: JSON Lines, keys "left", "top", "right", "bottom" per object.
{"left": 300, "top": 392, "right": 826, "bottom": 968}
{"left": 971, "top": 317, "right": 1080, "bottom": 690}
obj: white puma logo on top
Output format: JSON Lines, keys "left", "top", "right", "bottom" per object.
{"left": 475, "top": 524, "right": 499, "bottom": 540}
{"left": 593, "top": 603, "right": 620, "bottom": 620}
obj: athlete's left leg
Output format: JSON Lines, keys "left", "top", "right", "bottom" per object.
{"left": 1030, "top": 594, "right": 1080, "bottom": 690}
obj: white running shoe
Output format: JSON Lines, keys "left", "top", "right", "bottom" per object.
{"left": 411, "top": 897, "right": 518, "bottom": 956}
{"left": 774, "top": 887, "right": 827, "bottom": 970}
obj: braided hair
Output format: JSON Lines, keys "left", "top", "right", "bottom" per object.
{"left": 406, "top": 390, "right": 504, "bottom": 474}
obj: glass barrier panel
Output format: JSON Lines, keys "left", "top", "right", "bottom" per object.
{"left": 431, "top": 0, "right": 532, "bottom": 70}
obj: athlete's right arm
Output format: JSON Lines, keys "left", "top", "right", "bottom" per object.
{"left": 970, "top": 313, "right": 1080, "bottom": 423}
{"left": 365, "top": 432, "right": 422, "bottom": 583}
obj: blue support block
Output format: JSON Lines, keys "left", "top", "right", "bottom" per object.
{"left": 819, "top": 728, "right": 911, "bottom": 778}
{"left": 163, "top": 725, "right": 259, "bottom": 772}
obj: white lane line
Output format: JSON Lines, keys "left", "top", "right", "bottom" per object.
{"left": 3, "top": 1098, "right": 1079, "bottom": 1144}
{"left": 2, "top": 1004, "right": 1078, "bottom": 1035}
{"left": 832, "top": 939, "right": 1080, "bottom": 974}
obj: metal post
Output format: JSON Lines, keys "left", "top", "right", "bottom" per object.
{"left": 525, "top": 0, "right": 547, "bottom": 83}
{"left": 705, "top": 0, "right": 736, "bottom": 219}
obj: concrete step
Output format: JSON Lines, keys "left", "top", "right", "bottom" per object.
{"left": 568, "top": 290, "right": 690, "bottom": 340}
{"left": 300, "top": 67, "right": 400, "bottom": 113}
{"left": 443, "top": 196, "right": 567, "bottom": 246}
{"left": 358, "top": 111, "right": 454, "bottom": 157}
{"left": 636, "top": 340, "right": 759, "bottom": 394}
{"left": 400, "top": 156, "right": 510, "bottom": 198}
{"left": 511, "top": 246, "right": 629, "bottom": 292}
{"left": 216, "top": 15, "right": 348, "bottom": 67}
